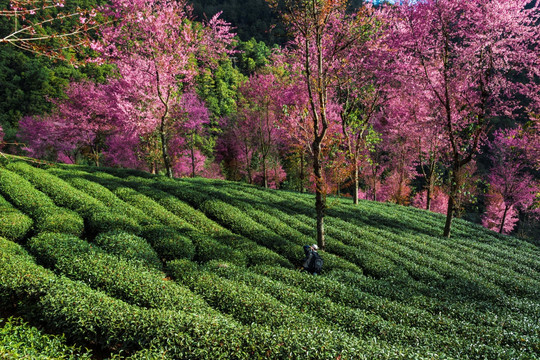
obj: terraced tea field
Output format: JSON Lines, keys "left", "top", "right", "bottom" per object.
{"left": 0, "top": 158, "right": 539, "bottom": 359}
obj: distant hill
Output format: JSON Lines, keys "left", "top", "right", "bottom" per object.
{"left": 1, "top": 156, "right": 539, "bottom": 358}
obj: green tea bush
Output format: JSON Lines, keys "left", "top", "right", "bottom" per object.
{"left": 0, "top": 317, "right": 93, "bottom": 360}
{"left": 0, "top": 194, "right": 33, "bottom": 241}
{"left": 49, "top": 169, "right": 154, "bottom": 227}
{"left": 95, "top": 231, "right": 162, "bottom": 270}
{"left": 209, "top": 187, "right": 362, "bottom": 273}
{"left": 206, "top": 261, "right": 470, "bottom": 356}
{"left": 199, "top": 199, "right": 301, "bottom": 262}
{"left": 140, "top": 225, "right": 196, "bottom": 262}
{"left": 110, "top": 186, "right": 190, "bottom": 231}
{"left": 125, "top": 178, "right": 223, "bottom": 233}
{"left": 27, "top": 232, "right": 210, "bottom": 312}
{"left": 37, "top": 275, "right": 251, "bottom": 357}
{"left": 7, "top": 162, "right": 99, "bottom": 214}
{"left": 0, "top": 168, "right": 83, "bottom": 236}
{"left": 0, "top": 237, "right": 55, "bottom": 308}
{"left": 166, "top": 259, "right": 420, "bottom": 359}
{"left": 7, "top": 162, "right": 140, "bottom": 236}
{"left": 86, "top": 209, "right": 142, "bottom": 236}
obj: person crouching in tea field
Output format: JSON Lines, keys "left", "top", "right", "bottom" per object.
{"left": 303, "top": 244, "right": 323, "bottom": 275}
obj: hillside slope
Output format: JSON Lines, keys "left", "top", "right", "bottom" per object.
{"left": 0, "top": 158, "right": 539, "bottom": 359}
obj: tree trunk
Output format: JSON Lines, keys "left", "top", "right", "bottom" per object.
{"left": 262, "top": 155, "right": 268, "bottom": 189}
{"left": 443, "top": 164, "right": 459, "bottom": 238}
{"left": 499, "top": 205, "right": 509, "bottom": 234}
{"left": 313, "top": 141, "right": 326, "bottom": 250}
{"left": 426, "top": 170, "right": 434, "bottom": 211}
{"left": 160, "top": 120, "right": 173, "bottom": 178}
{"left": 353, "top": 155, "right": 359, "bottom": 205}
{"left": 190, "top": 144, "right": 196, "bottom": 178}
{"left": 300, "top": 152, "right": 305, "bottom": 193}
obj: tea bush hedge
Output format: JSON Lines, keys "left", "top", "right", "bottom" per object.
{"left": 0, "top": 317, "right": 93, "bottom": 360}
{"left": 139, "top": 225, "right": 196, "bottom": 262}
{"left": 49, "top": 168, "right": 154, "bottom": 227}
{"left": 0, "top": 168, "right": 83, "bottom": 236}
{"left": 27, "top": 232, "right": 211, "bottom": 312}
{"left": 0, "top": 194, "right": 33, "bottom": 241}
{"left": 166, "top": 259, "right": 424, "bottom": 359}
{"left": 7, "top": 162, "right": 141, "bottom": 236}
{"left": 95, "top": 231, "right": 162, "bottom": 270}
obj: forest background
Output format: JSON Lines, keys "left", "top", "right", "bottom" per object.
{"left": 0, "top": 0, "right": 539, "bottom": 242}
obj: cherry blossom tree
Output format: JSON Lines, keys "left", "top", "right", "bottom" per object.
{"left": 237, "top": 73, "right": 289, "bottom": 188}
{"left": 482, "top": 127, "right": 538, "bottom": 234}
{"left": 482, "top": 192, "right": 520, "bottom": 235}
{"left": 93, "top": 0, "right": 234, "bottom": 178}
{"left": 383, "top": 0, "right": 540, "bottom": 237}
{"left": 18, "top": 80, "right": 117, "bottom": 165}
{"left": 268, "top": 0, "right": 377, "bottom": 249}
{"left": 336, "top": 8, "right": 385, "bottom": 204}
{"left": 412, "top": 186, "right": 449, "bottom": 215}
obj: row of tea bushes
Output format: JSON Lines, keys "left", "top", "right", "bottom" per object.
{"left": 0, "top": 317, "right": 93, "bottom": 360}
{"left": 331, "top": 203, "right": 540, "bottom": 299}
{"left": 248, "top": 265, "right": 539, "bottom": 358}
{"left": 199, "top": 199, "right": 302, "bottom": 264}
{"left": 200, "top": 185, "right": 362, "bottom": 274}
{"left": 27, "top": 232, "right": 210, "bottom": 312}
{"left": 0, "top": 194, "right": 32, "bottom": 241}
{"left": 334, "top": 195, "right": 540, "bottom": 275}
{"left": 0, "top": 236, "right": 253, "bottom": 358}
{"left": 74, "top": 172, "right": 252, "bottom": 265}
{"left": 326, "top": 268, "right": 540, "bottom": 352}
{"left": 47, "top": 168, "right": 239, "bottom": 266}
{"left": 219, "top": 182, "right": 407, "bottom": 278}
{"left": 123, "top": 176, "right": 224, "bottom": 234}
{"left": 2, "top": 236, "right": 423, "bottom": 359}
{"left": 166, "top": 259, "right": 424, "bottom": 359}
{"left": 239, "top": 183, "right": 535, "bottom": 300}
{"left": 204, "top": 261, "right": 467, "bottom": 356}
{"left": 48, "top": 167, "right": 155, "bottom": 227}
{"left": 0, "top": 168, "right": 83, "bottom": 236}
{"left": 6, "top": 162, "right": 140, "bottom": 236}
{"left": 95, "top": 231, "right": 163, "bottom": 270}
{"left": 129, "top": 178, "right": 293, "bottom": 268}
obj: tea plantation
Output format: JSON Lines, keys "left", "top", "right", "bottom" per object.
{"left": 0, "top": 158, "right": 539, "bottom": 359}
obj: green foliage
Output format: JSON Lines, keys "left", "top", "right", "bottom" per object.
{"left": 139, "top": 225, "right": 196, "bottom": 263}
{"left": 49, "top": 168, "right": 154, "bottom": 226}
{"left": 0, "top": 167, "right": 83, "bottom": 236}
{"left": 27, "top": 232, "right": 210, "bottom": 312}
{"left": 0, "top": 160, "right": 538, "bottom": 358}
{"left": 5, "top": 162, "right": 139, "bottom": 236}
{"left": 235, "top": 38, "right": 273, "bottom": 75}
{"left": 0, "top": 194, "right": 33, "bottom": 241}
{"left": 0, "top": 236, "right": 55, "bottom": 308}
{"left": 0, "top": 317, "right": 93, "bottom": 360}
{"left": 95, "top": 231, "right": 162, "bottom": 270}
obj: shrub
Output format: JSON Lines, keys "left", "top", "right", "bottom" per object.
{"left": 0, "top": 194, "right": 33, "bottom": 241}
{"left": 49, "top": 169, "right": 154, "bottom": 227}
{"left": 140, "top": 225, "right": 195, "bottom": 262}
{"left": 0, "top": 237, "right": 55, "bottom": 308}
{"left": 27, "top": 232, "right": 209, "bottom": 312}
{"left": 95, "top": 231, "right": 162, "bottom": 270}
{"left": 167, "top": 259, "right": 421, "bottom": 359}
{"left": 86, "top": 209, "right": 142, "bottom": 236}
{"left": 0, "top": 168, "right": 83, "bottom": 236}
{"left": 7, "top": 162, "right": 139, "bottom": 236}
{"left": 0, "top": 317, "right": 93, "bottom": 360}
